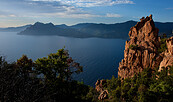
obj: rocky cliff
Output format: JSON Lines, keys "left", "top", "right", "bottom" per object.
{"left": 118, "top": 15, "right": 165, "bottom": 79}
{"left": 95, "top": 15, "right": 173, "bottom": 100}
{"left": 159, "top": 37, "right": 173, "bottom": 71}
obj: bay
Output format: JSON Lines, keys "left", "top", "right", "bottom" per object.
{"left": 0, "top": 32, "right": 125, "bottom": 86}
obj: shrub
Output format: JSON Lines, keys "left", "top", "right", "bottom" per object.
{"left": 158, "top": 38, "right": 167, "bottom": 53}
{"left": 96, "top": 66, "right": 173, "bottom": 102}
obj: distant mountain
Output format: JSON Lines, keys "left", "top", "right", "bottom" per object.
{"left": 155, "top": 22, "right": 173, "bottom": 36}
{"left": 19, "top": 22, "right": 90, "bottom": 38}
{"left": 19, "top": 22, "right": 58, "bottom": 35}
{"left": 70, "top": 21, "right": 137, "bottom": 39}
{"left": 4, "top": 21, "right": 173, "bottom": 39}
{"left": 70, "top": 23, "right": 95, "bottom": 29}
{"left": 55, "top": 24, "right": 68, "bottom": 29}
{"left": 19, "top": 21, "right": 138, "bottom": 39}
{"left": 0, "top": 25, "right": 31, "bottom": 32}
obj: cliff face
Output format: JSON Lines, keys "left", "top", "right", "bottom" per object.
{"left": 95, "top": 15, "right": 173, "bottom": 100}
{"left": 118, "top": 15, "right": 164, "bottom": 79}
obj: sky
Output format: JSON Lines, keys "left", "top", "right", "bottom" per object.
{"left": 0, "top": 0, "right": 173, "bottom": 27}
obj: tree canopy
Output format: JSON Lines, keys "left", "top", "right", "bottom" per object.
{"left": 35, "top": 48, "right": 83, "bottom": 82}
{"left": 0, "top": 48, "right": 90, "bottom": 102}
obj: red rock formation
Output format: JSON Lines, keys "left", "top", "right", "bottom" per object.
{"left": 95, "top": 80, "right": 109, "bottom": 100}
{"left": 159, "top": 37, "right": 173, "bottom": 71}
{"left": 166, "top": 37, "right": 173, "bottom": 55}
{"left": 95, "top": 15, "right": 173, "bottom": 100}
{"left": 98, "top": 90, "right": 109, "bottom": 100}
{"left": 95, "top": 80, "right": 107, "bottom": 92}
{"left": 118, "top": 15, "right": 164, "bottom": 79}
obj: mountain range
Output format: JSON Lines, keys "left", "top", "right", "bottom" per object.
{"left": 0, "top": 25, "right": 31, "bottom": 32}
{"left": 0, "top": 21, "right": 173, "bottom": 39}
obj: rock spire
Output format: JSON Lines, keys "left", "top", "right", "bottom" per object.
{"left": 118, "top": 15, "right": 164, "bottom": 79}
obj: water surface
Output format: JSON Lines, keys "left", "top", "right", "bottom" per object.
{"left": 0, "top": 32, "right": 125, "bottom": 86}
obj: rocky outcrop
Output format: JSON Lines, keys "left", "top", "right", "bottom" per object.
{"left": 98, "top": 90, "right": 109, "bottom": 100}
{"left": 118, "top": 15, "right": 164, "bottom": 79}
{"left": 95, "top": 15, "right": 173, "bottom": 100}
{"left": 95, "top": 80, "right": 106, "bottom": 92}
{"left": 159, "top": 37, "right": 173, "bottom": 71}
{"left": 166, "top": 37, "right": 173, "bottom": 55}
{"left": 95, "top": 80, "right": 109, "bottom": 100}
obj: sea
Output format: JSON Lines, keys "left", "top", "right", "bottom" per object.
{"left": 0, "top": 32, "right": 125, "bottom": 86}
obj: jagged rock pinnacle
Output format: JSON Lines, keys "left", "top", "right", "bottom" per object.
{"left": 118, "top": 15, "right": 163, "bottom": 79}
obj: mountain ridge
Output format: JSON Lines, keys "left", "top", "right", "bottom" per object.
{"left": 1, "top": 21, "right": 173, "bottom": 39}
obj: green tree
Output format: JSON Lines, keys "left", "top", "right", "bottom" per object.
{"left": 16, "top": 55, "right": 33, "bottom": 78}
{"left": 33, "top": 48, "right": 91, "bottom": 101}
{"left": 0, "top": 56, "right": 46, "bottom": 102}
{"left": 0, "top": 50, "right": 90, "bottom": 102}
{"left": 158, "top": 37, "right": 167, "bottom": 53}
{"left": 35, "top": 48, "right": 83, "bottom": 82}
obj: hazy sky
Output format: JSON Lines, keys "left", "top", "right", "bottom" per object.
{"left": 0, "top": 0, "right": 173, "bottom": 27}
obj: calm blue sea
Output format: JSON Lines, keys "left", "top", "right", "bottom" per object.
{"left": 0, "top": 32, "right": 125, "bottom": 86}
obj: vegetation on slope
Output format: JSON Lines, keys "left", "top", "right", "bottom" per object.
{"left": 158, "top": 34, "right": 168, "bottom": 53}
{"left": 88, "top": 67, "right": 173, "bottom": 102}
{"left": 0, "top": 48, "right": 173, "bottom": 102}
